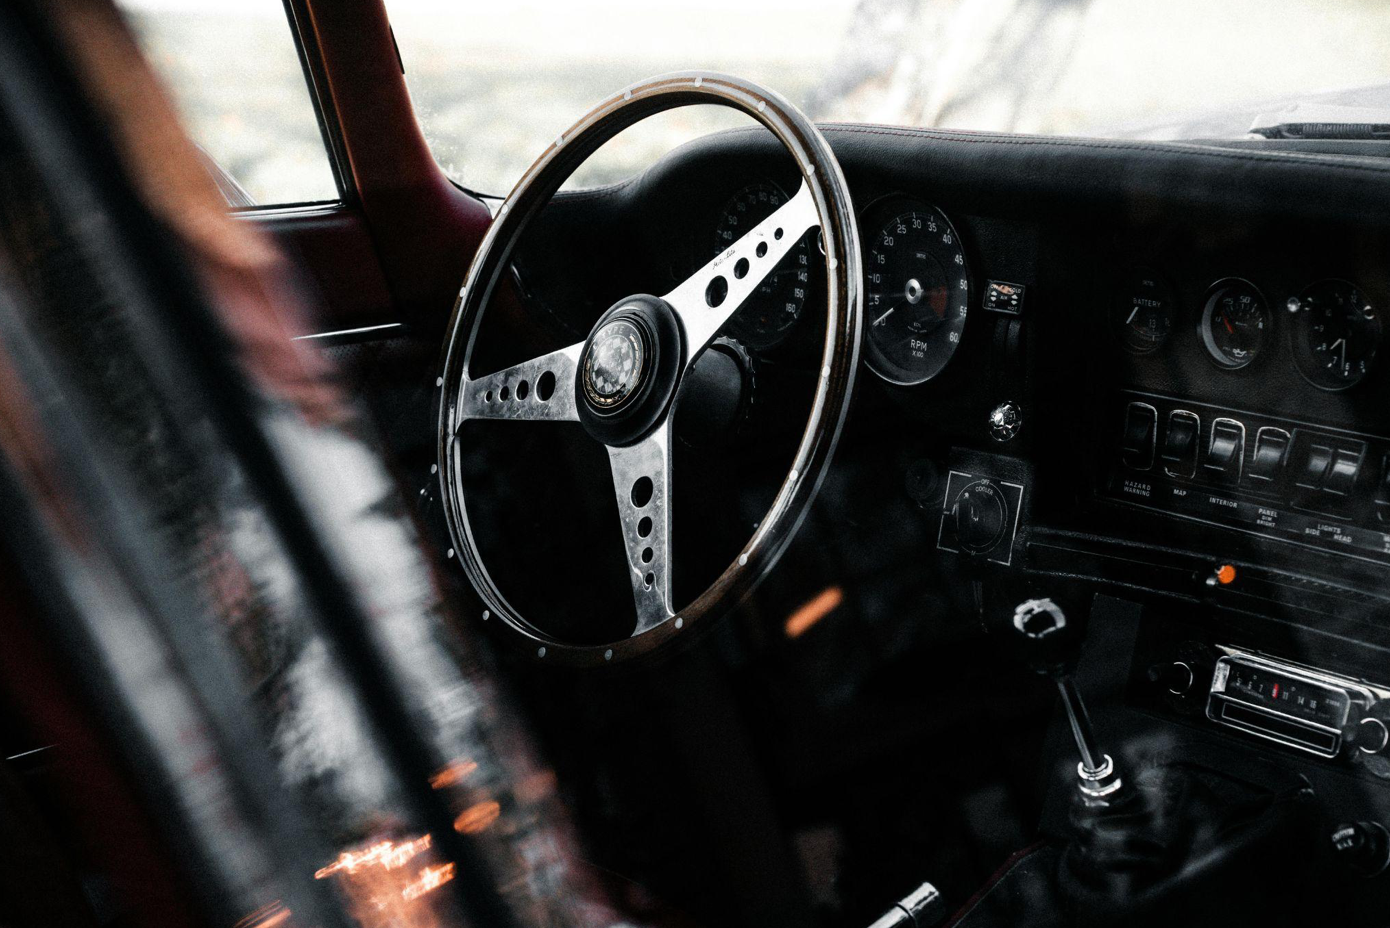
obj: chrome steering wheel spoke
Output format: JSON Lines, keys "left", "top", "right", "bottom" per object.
{"left": 605, "top": 422, "right": 674, "bottom": 634}
{"left": 663, "top": 179, "right": 818, "bottom": 363}
{"left": 457, "top": 343, "right": 583, "bottom": 424}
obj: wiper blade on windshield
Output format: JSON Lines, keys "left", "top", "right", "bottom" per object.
{"left": 1249, "top": 101, "right": 1390, "bottom": 141}
{"left": 1250, "top": 122, "right": 1390, "bottom": 140}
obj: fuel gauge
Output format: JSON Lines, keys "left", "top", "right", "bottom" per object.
{"left": 1200, "top": 279, "right": 1269, "bottom": 370}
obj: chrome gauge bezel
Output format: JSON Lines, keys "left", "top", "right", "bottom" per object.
{"left": 1113, "top": 266, "right": 1177, "bottom": 356}
{"left": 1289, "top": 277, "right": 1383, "bottom": 392}
{"left": 1198, "top": 277, "right": 1270, "bottom": 371}
{"left": 859, "top": 195, "right": 972, "bottom": 386}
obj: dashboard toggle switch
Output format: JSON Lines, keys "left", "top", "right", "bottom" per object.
{"left": 1247, "top": 427, "right": 1289, "bottom": 483}
{"left": 1161, "top": 410, "right": 1200, "bottom": 478}
{"left": 1324, "top": 448, "right": 1362, "bottom": 496}
{"left": 1120, "top": 402, "right": 1157, "bottom": 469}
{"left": 1203, "top": 418, "right": 1245, "bottom": 480}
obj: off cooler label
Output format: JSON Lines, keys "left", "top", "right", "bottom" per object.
{"left": 1105, "top": 471, "right": 1390, "bottom": 562}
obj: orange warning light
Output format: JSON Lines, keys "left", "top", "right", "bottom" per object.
{"left": 1215, "top": 564, "right": 1237, "bottom": 585}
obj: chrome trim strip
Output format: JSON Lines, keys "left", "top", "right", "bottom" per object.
{"left": 292, "top": 322, "right": 404, "bottom": 342}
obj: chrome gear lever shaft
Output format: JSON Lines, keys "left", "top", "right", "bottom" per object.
{"left": 1013, "top": 598, "right": 1125, "bottom": 804}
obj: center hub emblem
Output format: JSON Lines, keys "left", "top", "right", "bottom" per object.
{"left": 582, "top": 317, "right": 647, "bottom": 411}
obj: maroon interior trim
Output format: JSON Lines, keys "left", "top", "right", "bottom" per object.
{"left": 0, "top": 571, "right": 203, "bottom": 928}
{"left": 942, "top": 841, "right": 1049, "bottom": 928}
{"left": 248, "top": 206, "right": 396, "bottom": 329}
{"left": 299, "top": 0, "right": 492, "bottom": 332}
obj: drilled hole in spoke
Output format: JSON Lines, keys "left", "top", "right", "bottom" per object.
{"left": 485, "top": 390, "right": 494, "bottom": 403}
{"left": 756, "top": 242, "right": 768, "bottom": 258}
{"left": 705, "top": 275, "right": 728, "bottom": 307}
{"left": 516, "top": 379, "right": 529, "bottom": 400}
{"left": 500, "top": 385, "right": 511, "bottom": 401}
{"left": 774, "top": 228, "right": 784, "bottom": 240}
{"left": 630, "top": 476, "right": 653, "bottom": 507}
{"left": 641, "top": 547, "right": 654, "bottom": 563}
{"left": 644, "top": 572, "right": 655, "bottom": 589}
{"left": 637, "top": 516, "right": 652, "bottom": 537}
{"left": 537, "top": 371, "right": 555, "bottom": 401}
{"left": 733, "top": 257, "right": 749, "bottom": 279}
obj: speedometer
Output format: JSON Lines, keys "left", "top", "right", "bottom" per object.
{"left": 713, "top": 182, "right": 811, "bottom": 349}
{"left": 864, "top": 204, "right": 970, "bottom": 385}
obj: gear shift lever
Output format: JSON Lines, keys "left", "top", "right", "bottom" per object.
{"left": 1011, "top": 598, "right": 1124, "bottom": 805}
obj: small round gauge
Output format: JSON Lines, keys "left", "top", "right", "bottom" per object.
{"left": 1200, "top": 279, "right": 1269, "bottom": 369}
{"left": 713, "top": 182, "right": 811, "bottom": 349}
{"left": 1290, "top": 278, "right": 1383, "bottom": 391}
{"left": 863, "top": 204, "right": 970, "bottom": 385}
{"left": 1115, "top": 268, "right": 1176, "bottom": 354}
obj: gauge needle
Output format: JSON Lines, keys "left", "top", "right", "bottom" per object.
{"left": 1331, "top": 337, "right": 1346, "bottom": 370}
{"left": 1124, "top": 307, "right": 1139, "bottom": 326}
{"left": 872, "top": 305, "right": 897, "bottom": 327}
{"left": 1223, "top": 316, "right": 1235, "bottom": 335}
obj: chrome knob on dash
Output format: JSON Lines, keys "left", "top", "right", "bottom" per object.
{"left": 989, "top": 400, "right": 1022, "bottom": 441}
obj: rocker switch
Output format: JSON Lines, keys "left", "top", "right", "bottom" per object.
{"left": 1204, "top": 418, "right": 1245, "bottom": 481}
{"left": 1323, "top": 449, "right": 1361, "bottom": 497}
{"left": 1247, "top": 428, "right": 1289, "bottom": 483}
{"left": 1161, "top": 411, "right": 1200, "bottom": 478}
{"left": 1120, "top": 403, "right": 1157, "bottom": 470}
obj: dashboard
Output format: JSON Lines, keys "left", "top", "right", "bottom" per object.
{"left": 488, "top": 124, "right": 1390, "bottom": 916}
{"left": 513, "top": 127, "right": 1390, "bottom": 608}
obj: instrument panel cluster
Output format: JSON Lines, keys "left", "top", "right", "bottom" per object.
{"left": 1115, "top": 267, "right": 1384, "bottom": 392}
{"left": 708, "top": 182, "right": 974, "bottom": 386}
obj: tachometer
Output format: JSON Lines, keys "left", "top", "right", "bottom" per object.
{"left": 1290, "top": 278, "right": 1382, "bottom": 391}
{"left": 713, "top": 182, "right": 811, "bottom": 349}
{"left": 1200, "top": 279, "right": 1269, "bottom": 370}
{"left": 864, "top": 204, "right": 970, "bottom": 385}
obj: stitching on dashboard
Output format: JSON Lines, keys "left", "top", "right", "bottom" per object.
{"left": 818, "top": 123, "right": 1390, "bottom": 175}
{"left": 709, "top": 122, "right": 1390, "bottom": 179}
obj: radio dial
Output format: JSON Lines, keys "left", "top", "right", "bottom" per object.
{"left": 1358, "top": 717, "right": 1390, "bottom": 755}
{"left": 1149, "top": 660, "right": 1194, "bottom": 696}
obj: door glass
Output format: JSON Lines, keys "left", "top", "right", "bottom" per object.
{"left": 118, "top": 0, "right": 339, "bottom": 208}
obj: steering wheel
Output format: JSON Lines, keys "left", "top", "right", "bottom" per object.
{"left": 436, "top": 72, "right": 861, "bottom": 666}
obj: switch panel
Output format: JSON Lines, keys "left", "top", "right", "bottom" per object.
{"left": 1105, "top": 391, "right": 1390, "bottom": 564}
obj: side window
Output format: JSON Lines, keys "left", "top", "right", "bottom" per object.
{"left": 117, "top": 0, "right": 339, "bottom": 209}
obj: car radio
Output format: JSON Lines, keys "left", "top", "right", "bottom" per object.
{"left": 1207, "top": 648, "right": 1386, "bottom": 759}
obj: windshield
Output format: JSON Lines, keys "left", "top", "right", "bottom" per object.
{"left": 388, "top": 0, "right": 1390, "bottom": 195}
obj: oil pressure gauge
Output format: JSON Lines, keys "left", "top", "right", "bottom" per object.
{"left": 1200, "top": 279, "right": 1269, "bottom": 370}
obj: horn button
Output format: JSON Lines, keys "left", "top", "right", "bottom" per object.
{"left": 576, "top": 294, "right": 684, "bottom": 447}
